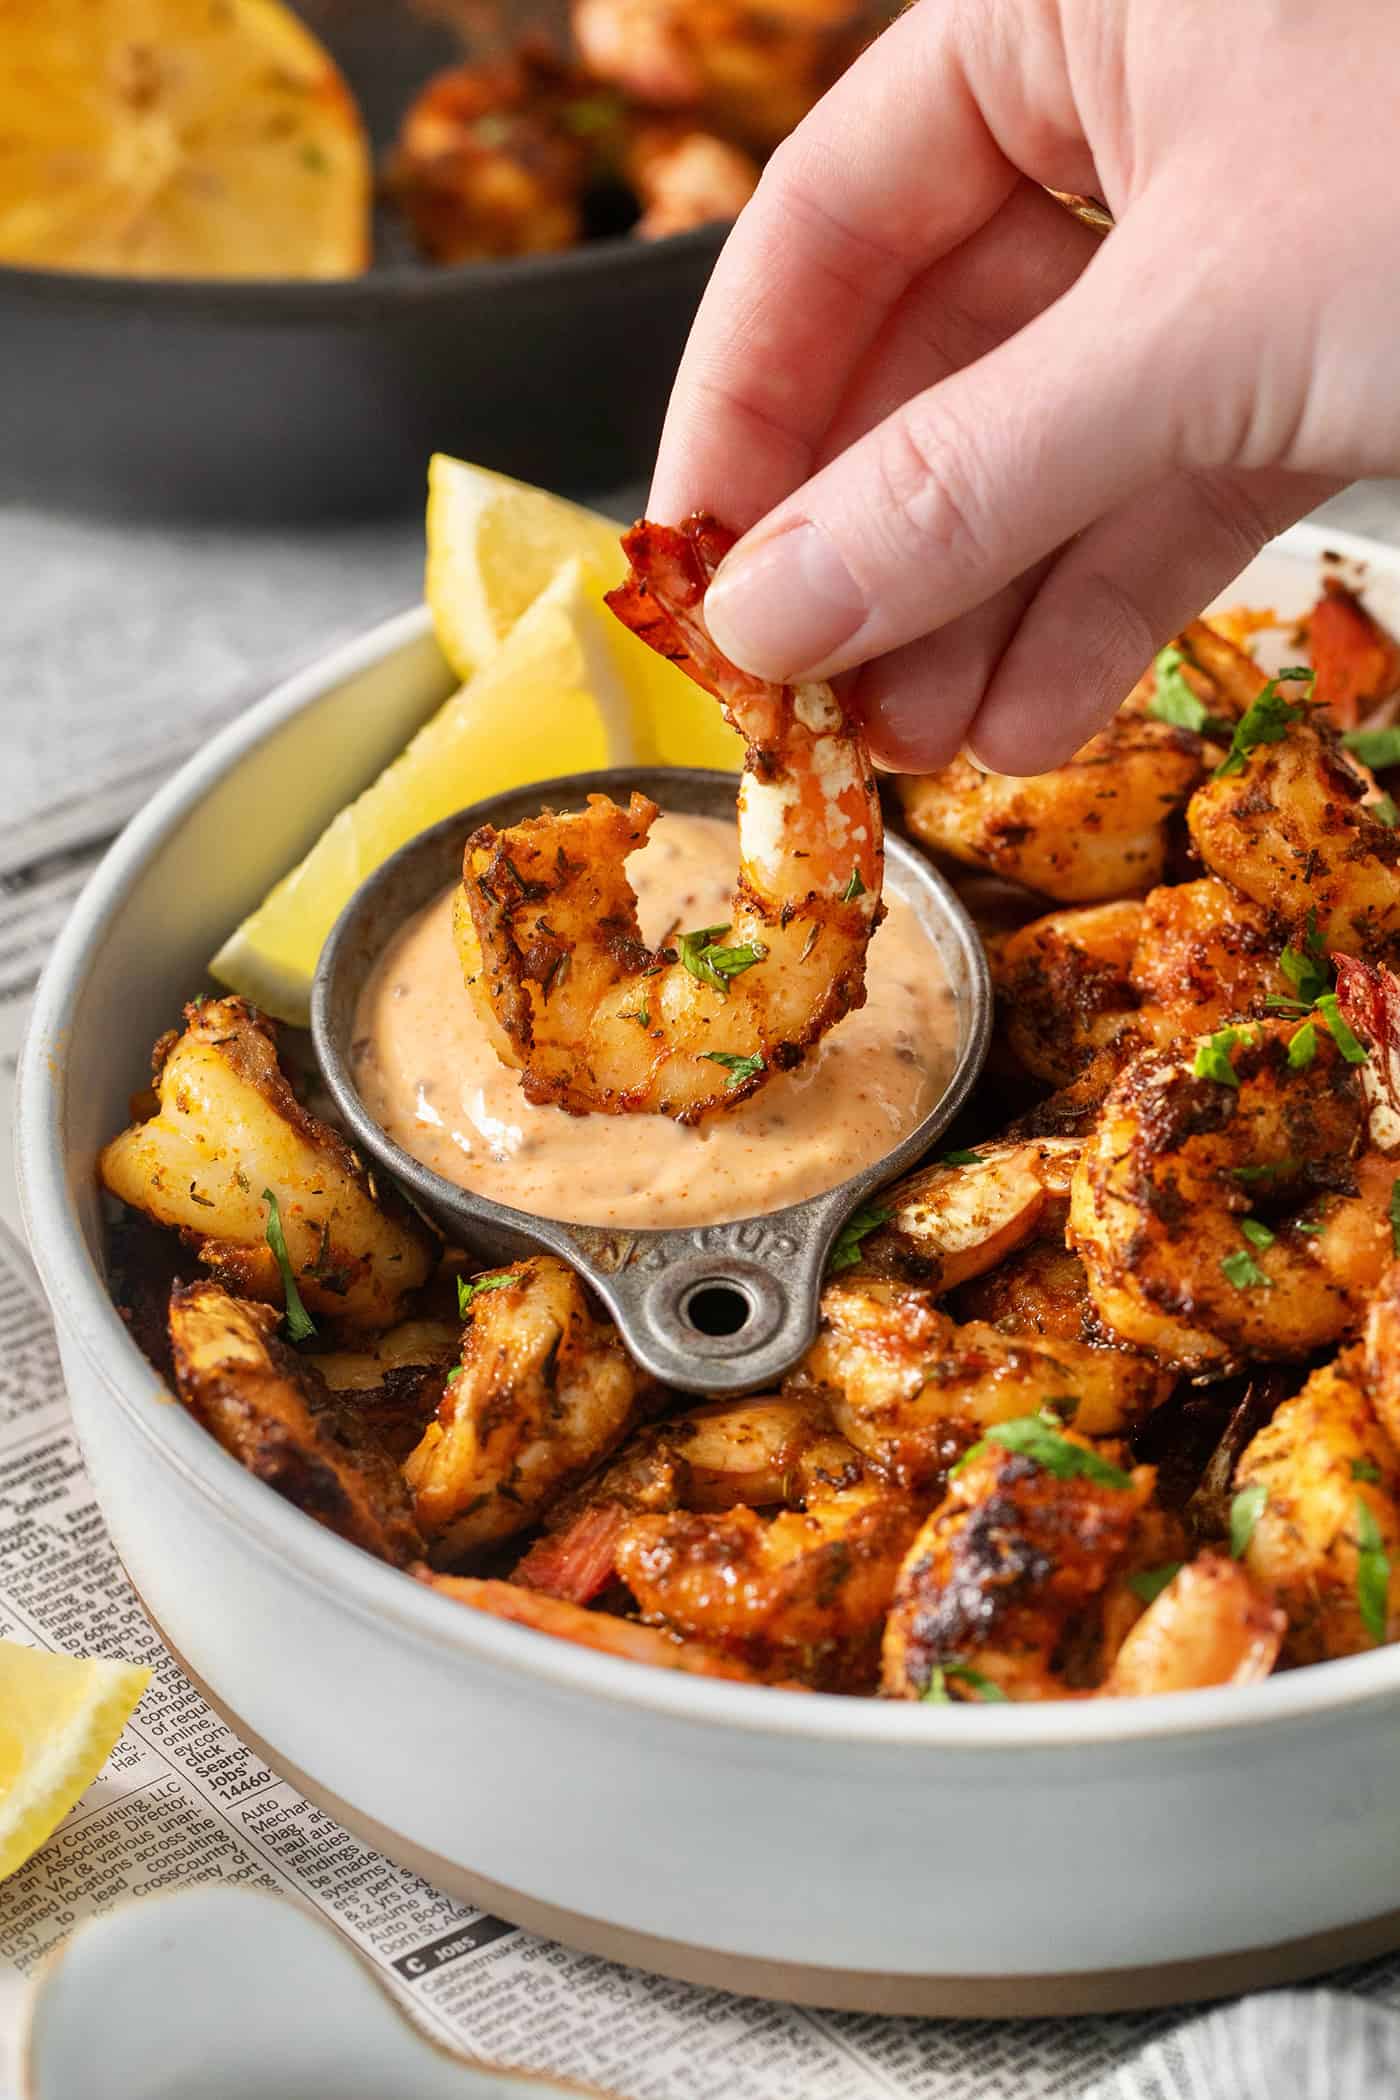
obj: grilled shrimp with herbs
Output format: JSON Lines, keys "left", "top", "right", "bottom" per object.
{"left": 454, "top": 515, "right": 883, "bottom": 1122}
{"left": 100, "top": 997, "right": 435, "bottom": 1331}
{"left": 1071, "top": 1014, "right": 1398, "bottom": 1373}
{"left": 404, "top": 1256, "right": 653, "bottom": 1561}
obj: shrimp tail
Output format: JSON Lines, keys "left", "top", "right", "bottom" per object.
{"left": 607, "top": 514, "right": 778, "bottom": 721}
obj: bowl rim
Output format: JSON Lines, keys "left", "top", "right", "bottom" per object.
{"left": 0, "top": 220, "right": 726, "bottom": 324}
{"left": 20, "top": 513, "right": 1400, "bottom": 1757}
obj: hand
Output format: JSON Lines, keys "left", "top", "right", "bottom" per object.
{"left": 648, "top": 0, "right": 1398, "bottom": 773}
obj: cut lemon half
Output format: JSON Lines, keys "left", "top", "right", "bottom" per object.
{"left": 0, "top": 0, "right": 371, "bottom": 280}
{"left": 0, "top": 1641, "right": 150, "bottom": 1883}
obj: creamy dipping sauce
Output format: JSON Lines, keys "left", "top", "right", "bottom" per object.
{"left": 352, "top": 812, "right": 957, "bottom": 1229}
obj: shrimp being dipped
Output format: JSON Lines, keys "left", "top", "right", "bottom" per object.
{"left": 456, "top": 515, "right": 883, "bottom": 1121}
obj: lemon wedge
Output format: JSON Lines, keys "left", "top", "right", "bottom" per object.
{"left": 213, "top": 561, "right": 639, "bottom": 1023}
{"left": 0, "top": 0, "right": 370, "bottom": 280}
{"left": 426, "top": 455, "right": 633, "bottom": 680}
{"left": 212, "top": 465, "right": 744, "bottom": 1025}
{"left": 0, "top": 1641, "right": 150, "bottom": 1883}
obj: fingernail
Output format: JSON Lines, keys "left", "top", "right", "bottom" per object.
{"left": 705, "top": 522, "right": 868, "bottom": 679}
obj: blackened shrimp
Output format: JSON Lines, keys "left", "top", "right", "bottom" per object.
{"left": 803, "top": 1275, "right": 1170, "bottom": 1490}
{"left": 455, "top": 515, "right": 883, "bottom": 1121}
{"left": 1235, "top": 1346, "right": 1400, "bottom": 1663}
{"left": 1188, "top": 697, "right": 1400, "bottom": 958}
{"left": 403, "top": 1256, "right": 653, "bottom": 1560}
{"left": 880, "top": 1427, "right": 1157, "bottom": 1701}
{"left": 1071, "top": 1020, "right": 1397, "bottom": 1372}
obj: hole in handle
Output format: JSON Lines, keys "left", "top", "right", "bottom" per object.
{"left": 683, "top": 1280, "right": 753, "bottom": 1338}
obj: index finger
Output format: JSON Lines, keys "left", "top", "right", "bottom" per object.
{"left": 648, "top": 2, "right": 1017, "bottom": 529}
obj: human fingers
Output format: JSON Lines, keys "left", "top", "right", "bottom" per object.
{"left": 815, "top": 179, "right": 1102, "bottom": 466}
{"left": 698, "top": 205, "right": 1233, "bottom": 685}
{"left": 648, "top": 1, "right": 1022, "bottom": 529}
{"left": 964, "top": 465, "right": 1343, "bottom": 773}
{"left": 850, "top": 561, "right": 1052, "bottom": 770}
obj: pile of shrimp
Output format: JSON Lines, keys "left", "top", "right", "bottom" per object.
{"left": 384, "top": 2, "right": 878, "bottom": 264}
{"left": 99, "top": 535, "right": 1400, "bottom": 1705}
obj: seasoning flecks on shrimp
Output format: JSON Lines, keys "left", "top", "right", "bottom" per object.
{"left": 1070, "top": 1019, "right": 1397, "bottom": 1373}
{"left": 455, "top": 514, "right": 883, "bottom": 1121}
{"left": 880, "top": 1426, "right": 1159, "bottom": 1702}
{"left": 802, "top": 1274, "right": 1171, "bottom": 1491}
{"left": 1188, "top": 694, "right": 1400, "bottom": 959}
{"left": 1234, "top": 1346, "right": 1400, "bottom": 1663}
{"left": 897, "top": 712, "right": 1208, "bottom": 905}
{"left": 99, "top": 997, "right": 436, "bottom": 1332}
{"left": 404, "top": 1255, "right": 653, "bottom": 1560}
{"left": 513, "top": 1391, "right": 863, "bottom": 1602}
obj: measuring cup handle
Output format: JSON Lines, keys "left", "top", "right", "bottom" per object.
{"left": 564, "top": 1211, "right": 838, "bottom": 1395}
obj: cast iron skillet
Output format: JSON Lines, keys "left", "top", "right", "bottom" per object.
{"left": 0, "top": 0, "right": 726, "bottom": 521}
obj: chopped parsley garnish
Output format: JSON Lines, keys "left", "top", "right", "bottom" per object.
{"left": 1213, "top": 671, "right": 1311, "bottom": 778}
{"left": 953, "top": 1415, "right": 1133, "bottom": 1489}
{"left": 1296, "top": 1215, "right": 1326, "bottom": 1235}
{"left": 1193, "top": 1025, "right": 1252, "bottom": 1087}
{"left": 1355, "top": 1496, "right": 1390, "bottom": 1644}
{"left": 1314, "top": 992, "right": 1368, "bottom": 1063}
{"left": 701, "top": 1049, "right": 766, "bottom": 1088}
{"left": 940, "top": 1148, "right": 981, "bottom": 1166}
{"left": 1128, "top": 1563, "right": 1183, "bottom": 1606}
{"left": 457, "top": 1271, "right": 519, "bottom": 1317}
{"left": 1240, "top": 1217, "right": 1276, "bottom": 1249}
{"left": 840, "top": 866, "right": 866, "bottom": 903}
{"left": 1233, "top": 1160, "right": 1297, "bottom": 1183}
{"left": 677, "top": 923, "right": 766, "bottom": 995}
{"left": 1148, "top": 643, "right": 1230, "bottom": 737}
{"left": 1278, "top": 923, "right": 1330, "bottom": 1008}
{"left": 828, "top": 1205, "right": 890, "bottom": 1275}
{"left": 1286, "top": 1018, "right": 1318, "bottom": 1069}
{"left": 1221, "top": 1246, "right": 1272, "bottom": 1291}
{"left": 262, "top": 1189, "right": 316, "bottom": 1343}
{"left": 922, "top": 1661, "right": 1009, "bottom": 1705}
{"left": 622, "top": 1004, "right": 652, "bottom": 1029}
{"left": 1352, "top": 1458, "right": 1383, "bottom": 1485}
{"left": 1230, "top": 1482, "right": 1267, "bottom": 1558}
{"left": 1040, "top": 1394, "right": 1080, "bottom": 1423}
{"left": 1343, "top": 725, "right": 1400, "bottom": 772}
{"left": 1375, "top": 793, "right": 1400, "bottom": 829}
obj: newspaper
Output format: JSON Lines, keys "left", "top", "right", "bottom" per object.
{"left": 4, "top": 483, "right": 1400, "bottom": 2099}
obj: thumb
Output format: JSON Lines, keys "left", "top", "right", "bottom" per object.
{"left": 701, "top": 214, "right": 1226, "bottom": 686}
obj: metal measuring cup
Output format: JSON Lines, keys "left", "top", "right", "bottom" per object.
{"left": 313, "top": 767, "right": 991, "bottom": 1395}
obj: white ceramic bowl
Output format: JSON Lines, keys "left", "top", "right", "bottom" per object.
{"left": 19, "top": 521, "right": 1400, "bottom": 2017}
